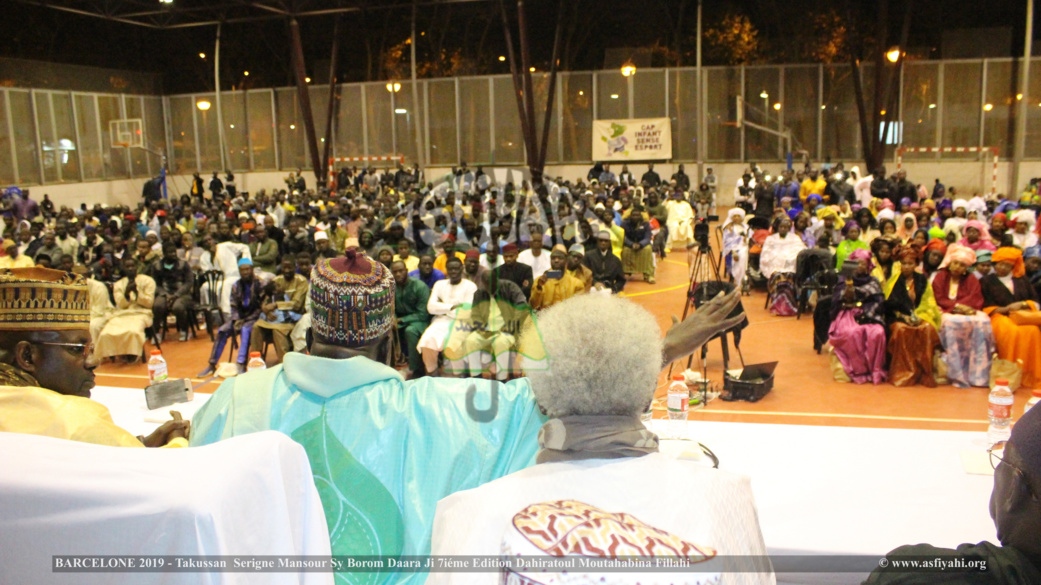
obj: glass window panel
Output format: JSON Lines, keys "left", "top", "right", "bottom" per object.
{"left": 332, "top": 84, "right": 364, "bottom": 160}
{"left": 531, "top": 73, "right": 561, "bottom": 163}
{"left": 35, "top": 92, "right": 57, "bottom": 183}
{"left": 901, "top": 63, "right": 940, "bottom": 156}
{"left": 783, "top": 66, "right": 819, "bottom": 161}
{"left": 51, "top": 93, "right": 77, "bottom": 182}
{"left": 248, "top": 90, "right": 276, "bottom": 170}
{"left": 632, "top": 69, "right": 665, "bottom": 119}
{"left": 364, "top": 82, "right": 394, "bottom": 157}
{"left": 276, "top": 88, "right": 305, "bottom": 171}
{"left": 168, "top": 96, "right": 197, "bottom": 174}
{"left": 427, "top": 80, "right": 457, "bottom": 165}
{"left": 309, "top": 85, "right": 329, "bottom": 168}
{"left": 561, "top": 72, "right": 592, "bottom": 162}
{"left": 705, "top": 68, "right": 741, "bottom": 161}
{"left": 821, "top": 65, "right": 860, "bottom": 162}
{"left": 97, "top": 95, "right": 127, "bottom": 179}
{"left": 75, "top": 94, "right": 103, "bottom": 180}
{"left": 493, "top": 76, "right": 524, "bottom": 164}
{"left": 9, "top": 90, "right": 40, "bottom": 184}
{"left": 142, "top": 96, "right": 164, "bottom": 176}
{"left": 669, "top": 69, "right": 697, "bottom": 161}
{"left": 983, "top": 60, "right": 1014, "bottom": 156}
{"left": 0, "top": 91, "right": 13, "bottom": 185}
{"left": 222, "top": 91, "right": 249, "bottom": 171}
{"left": 745, "top": 67, "right": 781, "bottom": 161}
{"left": 1025, "top": 59, "right": 1041, "bottom": 159}
{"left": 458, "top": 78, "right": 490, "bottom": 165}
{"left": 194, "top": 93, "right": 222, "bottom": 173}
{"left": 596, "top": 71, "right": 628, "bottom": 120}
{"left": 124, "top": 96, "right": 149, "bottom": 178}
{"left": 393, "top": 82, "right": 419, "bottom": 165}
{"left": 942, "top": 62, "right": 983, "bottom": 158}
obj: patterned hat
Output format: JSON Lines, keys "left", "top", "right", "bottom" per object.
{"left": 0, "top": 268, "right": 89, "bottom": 331}
{"left": 309, "top": 250, "right": 394, "bottom": 347}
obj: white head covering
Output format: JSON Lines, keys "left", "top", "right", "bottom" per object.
{"left": 727, "top": 208, "right": 746, "bottom": 223}
{"left": 1013, "top": 209, "right": 1037, "bottom": 227}
{"left": 953, "top": 199, "right": 968, "bottom": 211}
{"left": 314, "top": 231, "right": 329, "bottom": 242}
{"left": 967, "top": 196, "right": 987, "bottom": 215}
{"left": 876, "top": 209, "right": 896, "bottom": 222}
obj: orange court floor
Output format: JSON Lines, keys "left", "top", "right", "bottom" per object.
{"left": 95, "top": 249, "right": 1012, "bottom": 434}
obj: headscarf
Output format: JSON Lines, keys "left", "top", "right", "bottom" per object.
{"left": 896, "top": 244, "right": 921, "bottom": 264}
{"left": 992, "top": 212, "right": 1008, "bottom": 229}
{"left": 952, "top": 199, "right": 968, "bottom": 212}
{"left": 922, "top": 199, "right": 936, "bottom": 211}
{"left": 992, "top": 247, "right": 1026, "bottom": 278}
{"left": 937, "top": 199, "right": 953, "bottom": 212}
{"left": 896, "top": 212, "right": 918, "bottom": 241}
{"left": 817, "top": 206, "right": 844, "bottom": 231}
{"left": 975, "top": 249, "right": 993, "bottom": 264}
{"left": 967, "top": 196, "right": 988, "bottom": 216}
{"left": 1025, "top": 247, "right": 1040, "bottom": 259}
{"left": 928, "top": 225, "right": 946, "bottom": 241}
{"left": 1013, "top": 209, "right": 1036, "bottom": 228}
{"left": 899, "top": 197, "right": 912, "bottom": 209}
{"left": 925, "top": 238, "right": 948, "bottom": 256}
{"left": 964, "top": 220, "right": 990, "bottom": 239}
{"left": 876, "top": 209, "right": 896, "bottom": 222}
{"left": 848, "top": 248, "right": 874, "bottom": 270}
{"left": 878, "top": 199, "right": 896, "bottom": 212}
{"left": 939, "top": 243, "right": 978, "bottom": 270}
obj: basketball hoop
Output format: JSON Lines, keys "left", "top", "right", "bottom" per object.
{"left": 109, "top": 119, "right": 144, "bottom": 150}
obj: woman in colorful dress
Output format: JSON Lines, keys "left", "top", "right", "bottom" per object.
{"left": 760, "top": 216, "right": 805, "bottom": 316}
{"left": 884, "top": 246, "right": 943, "bottom": 387}
{"left": 980, "top": 247, "right": 1041, "bottom": 389}
{"left": 932, "top": 243, "right": 996, "bottom": 388}
{"left": 828, "top": 249, "right": 887, "bottom": 385}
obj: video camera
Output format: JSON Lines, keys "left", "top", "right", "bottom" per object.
{"left": 694, "top": 214, "right": 719, "bottom": 249}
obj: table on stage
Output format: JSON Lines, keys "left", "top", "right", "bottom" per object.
{"left": 647, "top": 419, "right": 997, "bottom": 585}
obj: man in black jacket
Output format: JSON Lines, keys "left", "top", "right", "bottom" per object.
{"left": 584, "top": 230, "right": 626, "bottom": 293}
{"left": 493, "top": 243, "right": 534, "bottom": 299}
{"left": 641, "top": 164, "right": 661, "bottom": 188}
{"left": 151, "top": 242, "right": 196, "bottom": 342}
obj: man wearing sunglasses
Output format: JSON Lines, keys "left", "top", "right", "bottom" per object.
{"left": 865, "top": 406, "right": 1041, "bottom": 584}
{"left": 0, "top": 267, "right": 188, "bottom": 448}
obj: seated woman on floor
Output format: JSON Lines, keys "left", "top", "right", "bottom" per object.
{"left": 877, "top": 218, "right": 898, "bottom": 240}
{"left": 855, "top": 208, "right": 880, "bottom": 244}
{"left": 921, "top": 238, "right": 947, "bottom": 282}
{"left": 932, "top": 244, "right": 996, "bottom": 388}
{"left": 760, "top": 216, "right": 805, "bottom": 316}
{"left": 884, "top": 246, "right": 942, "bottom": 387}
{"left": 959, "top": 220, "right": 997, "bottom": 252}
{"left": 828, "top": 249, "right": 887, "bottom": 385}
{"left": 835, "top": 222, "right": 869, "bottom": 272}
{"left": 981, "top": 247, "right": 1041, "bottom": 390}
{"left": 869, "top": 237, "right": 896, "bottom": 284}
{"left": 895, "top": 212, "right": 919, "bottom": 245}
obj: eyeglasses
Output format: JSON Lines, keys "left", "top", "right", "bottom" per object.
{"left": 37, "top": 340, "right": 94, "bottom": 359}
{"left": 989, "top": 441, "right": 1040, "bottom": 502}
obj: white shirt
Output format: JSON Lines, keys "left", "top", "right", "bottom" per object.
{"left": 427, "top": 278, "right": 478, "bottom": 320}
{"left": 431, "top": 452, "right": 773, "bottom": 585}
{"left": 518, "top": 248, "right": 552, "bottom": 280}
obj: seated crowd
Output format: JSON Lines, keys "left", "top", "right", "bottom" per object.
{"left": 4, "top": 160, "right": 1041, "bottom": 585}
{"left": 739, "top": 163, "right": 1041, "bottom": 391}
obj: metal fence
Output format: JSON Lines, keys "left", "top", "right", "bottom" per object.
{"left": 3, "top": 58, "right": 1041, "bottom": 186}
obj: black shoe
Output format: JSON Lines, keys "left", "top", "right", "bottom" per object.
{"left": 197, "top": 364, "right": 216, "bottom": 377}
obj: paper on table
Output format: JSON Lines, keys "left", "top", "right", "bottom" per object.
{"left": 960, "top": 450, "right": 995, "bottom": 476}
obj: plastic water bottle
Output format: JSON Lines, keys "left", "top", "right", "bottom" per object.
{"left": 988, "top": 378, "right": 1014, "bottom": 446}
{"left": 1025, "top": 389, "right": 1041, "bottom": 418}
{"left": 246, "top": 351, "right": 266, "bottom": 372}
{"left": 147, "top": 350, "right": 168, "bottom": 383}
{"left": 667, "top": 375, "right": 689, "bottom": 421}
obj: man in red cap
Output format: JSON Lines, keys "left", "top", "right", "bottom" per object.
{"left": 495, "top": 242, "right": 534, "bottom": 299}
{"left": 462, "top": 248, "right": 485, "bottom": 285}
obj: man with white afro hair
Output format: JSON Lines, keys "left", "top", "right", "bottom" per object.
{"left": 432, "top": 292, "right": 774, "bottom": 585}
{"left": 523, "top": 294, "right": 664, "bottom": 421}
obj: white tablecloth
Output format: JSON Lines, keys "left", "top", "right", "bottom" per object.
{"left": 0, "top": 430, "right": 332, "bottom": 585}
{"left": 647, "top": 419, "right": 997, "bottom": 584}
{"left": 90, "top": 384, "right": 212, "bottom": 437}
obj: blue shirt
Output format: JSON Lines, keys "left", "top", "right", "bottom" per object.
{"left": 409, "top": 267, "right": 445, "bottom": 289}
{"left": 190, "top": 353, "right": 544, "bottom": 584}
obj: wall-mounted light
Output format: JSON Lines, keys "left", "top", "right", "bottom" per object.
{"left": 196, "top": 100, "right": 211, "bottom": 111}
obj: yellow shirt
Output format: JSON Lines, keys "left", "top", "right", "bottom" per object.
{"left": 529, "top": 273, "right": 586, "bottom": 310}
{"left": 433, "top": 251, "right": 466, "bottom": 275}
{"left": 0, "top": 385, "right": 186, "bottom": 448}
{"left": 0, "top": 255, "right": 35, "bottom": 269}
{"left": 394, "top": 254, "right": 420, "bottom": 272}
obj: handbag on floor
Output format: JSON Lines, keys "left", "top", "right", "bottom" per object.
{"left": 988, "top": 356, "right": 1023, "bottom": 391}
{"left": 934, "top": 352, "right": 949, "bottom": 386}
